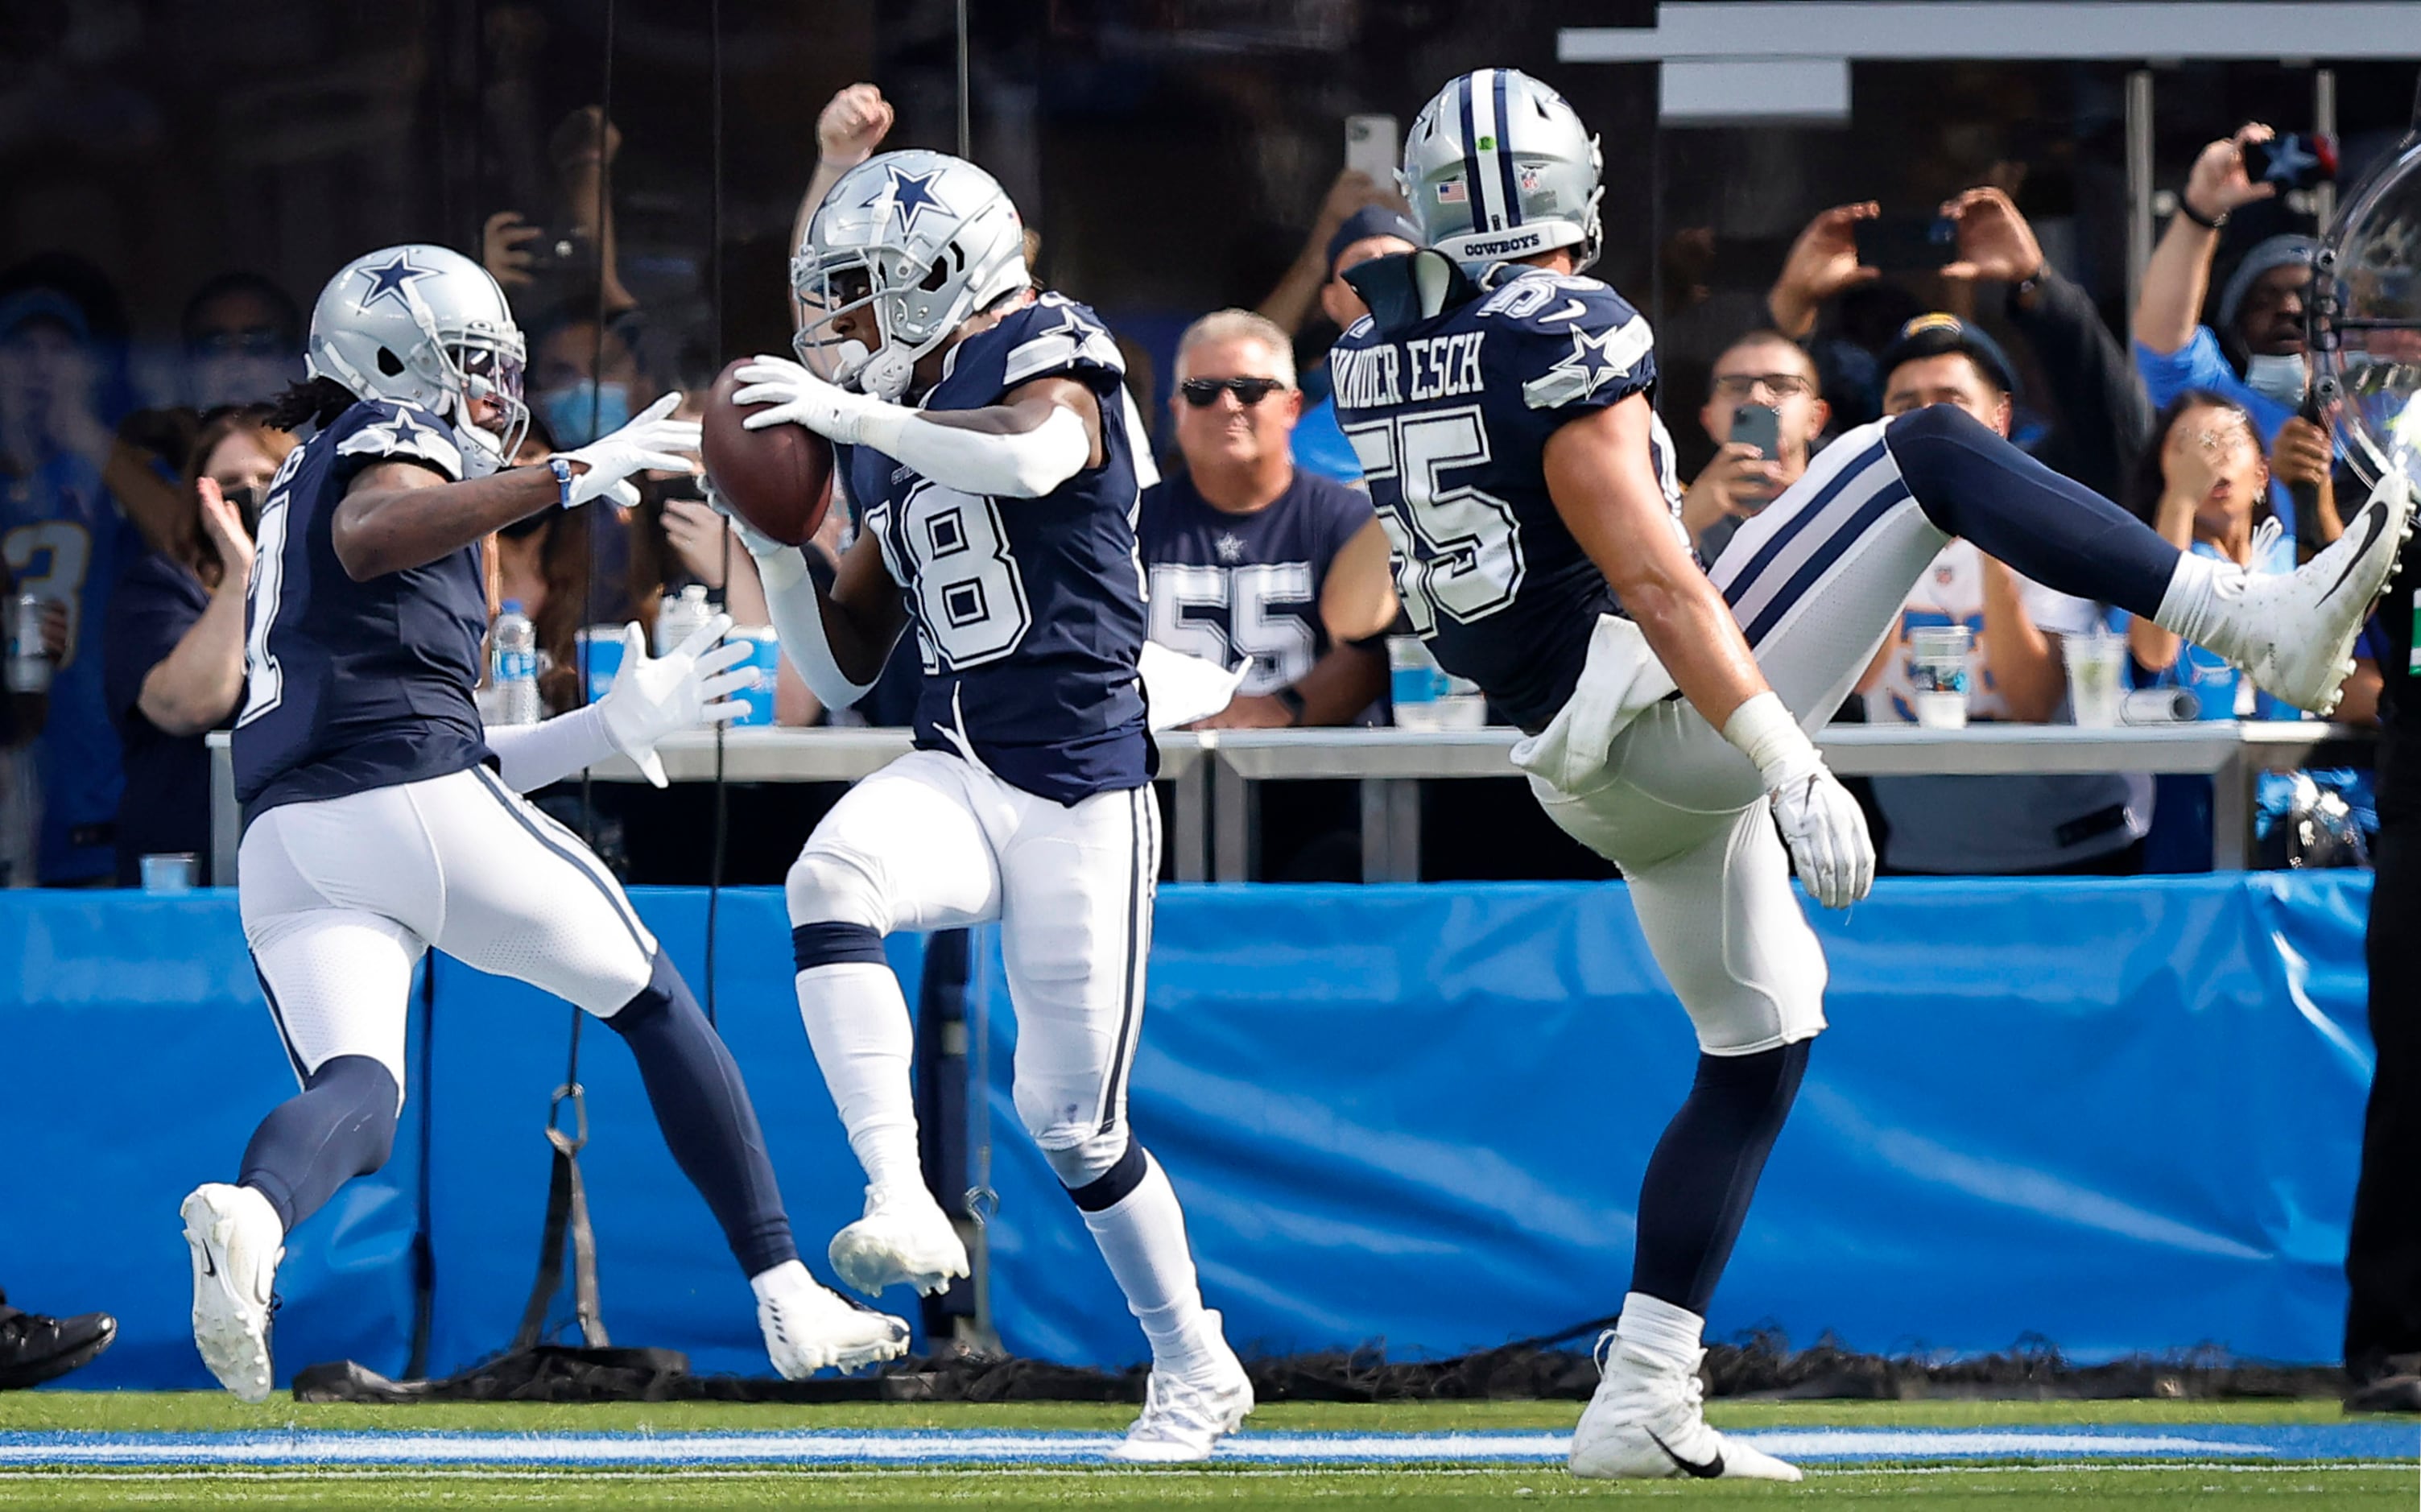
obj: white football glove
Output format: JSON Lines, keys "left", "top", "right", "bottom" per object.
{"left": 554, "top": 392, "right": 702, "bottom": 510}
{"left": 701, "top": 476, "right": 788, "bottom": 560}
{"left": 594, "top": 613, "right": 758, "bottom": 787}
{"left": 733, "top": 354, "right": 882, "bottom": 446}
{"left": 1765, "top": 746, "right": 1875, "bottom": 910}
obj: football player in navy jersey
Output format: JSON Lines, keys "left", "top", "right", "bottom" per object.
{"left": 723, "top": 150, "right": 1250, "bottom": 1461}
{"left": 184, "top": 243, "right": 907, "bottom": 1402}
{"left": 1336, "top": 70, "right": 2411, "bottom": 1481}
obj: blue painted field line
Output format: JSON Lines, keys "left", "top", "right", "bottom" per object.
{"left": 0, "top": 1423, "right": 2413, "bottom": 1468}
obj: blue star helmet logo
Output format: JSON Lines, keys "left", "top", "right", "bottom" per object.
{"left": 879, "top": 165, "right": 951, "bottom": 237}
{"left": 356, "top": 251, "right": 441, "bottom": 316}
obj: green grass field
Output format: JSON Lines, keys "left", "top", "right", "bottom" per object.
{"left": 1, "top": 1394, "right": 2413, "bottom": 1510}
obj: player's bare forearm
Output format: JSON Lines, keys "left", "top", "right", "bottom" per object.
{"left": 820, "top": 530, "right": 911, "bottom": 685}
{"left": 1290, "top": 642, "right": 1389, "bottom": 727}
{"left": 333, "top": 461, "right": 560, "bottom": 581}
{"left": 2132, "top": 214, "right": 2217, "bottom": 356}
{"left": 1543, "top": 396, "right": 1773, "bottom": 729}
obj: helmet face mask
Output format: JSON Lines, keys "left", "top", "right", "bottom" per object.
{"left": 789, "top": 150, "right": 1029, "bottom": 402}
{"left": 1401, "top": 68, "right": 1605, "bottom": 275}
{"left": 305, "top": 245, "right": 529, "bottom": 475}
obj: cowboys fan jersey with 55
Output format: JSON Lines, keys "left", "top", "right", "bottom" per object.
{"left": 838, "top": 293, "right": 1151, "bottom": 804}
{"left": 232, "top": 399, "right": 490, "bottom": 821}
{"left": 1332, "top": 267, "right": 1681, "bottom": 733}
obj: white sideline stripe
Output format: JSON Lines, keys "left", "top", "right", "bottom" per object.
{"left": 0, "top": 1425, "right": 2411, "bottom": 1469}
{"left": 2, "top": 1461, "right": 2416, "bottom": 1483}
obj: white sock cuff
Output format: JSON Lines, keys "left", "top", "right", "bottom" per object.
{"left": 1614, "top": 1291, "right": 1706, "bottom": 1367}
{"left": 748, "top": 1258, "right": 813, "bottom": 1302}
{"left": 2152, "top": 548, "right": 2234, "bottom": 651}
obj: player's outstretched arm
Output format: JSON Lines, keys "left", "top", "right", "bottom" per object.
{"left": 1543, "top": 394, "right": 1874, "bottom": 907}
{"left": 733, "top": 357, "right": 1103, "bottom": 500}
{"left": 485, "top": 615, "right": 756, "bottom": 790}
{"left": 332, "top": 395, "right": 700, "bottom": 580}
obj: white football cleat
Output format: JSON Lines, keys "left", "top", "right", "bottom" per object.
{"left": 828, "top": 1186, "right": 971, "bottom": 1298}
{"left": 751, "top": 1260, "right": 910, "bottom": 1378}
{"left": 1568, "top": 1334, "right": 1801, "bottom": 1482}
{"left": 2216, "top": 468, "right": 2413, "bottom": 715}
{"left": 1106, "top": 1326, "right": 1254, "bottom": 1464}
{"left": 180, "top": 1183, "right": 283, "bottom": 1404}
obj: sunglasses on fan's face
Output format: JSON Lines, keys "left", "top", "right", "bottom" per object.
{"left": 1180, "top": 376, "right": 1288, "bottom": 407}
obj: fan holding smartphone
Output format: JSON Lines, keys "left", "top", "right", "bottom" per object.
{"left": 1680, "top": 333, "right": 1832, "bottom": 558}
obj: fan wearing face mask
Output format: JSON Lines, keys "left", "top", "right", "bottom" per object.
{"left": 101, "top": 407, "right": 291, "bottom": 885}
{"left": 2134, "top": 122, "right": 2340, "bottom": 550}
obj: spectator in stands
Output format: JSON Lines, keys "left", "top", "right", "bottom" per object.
{"left": 1260, "top": 201, "right": 1419, "bottom": 484}
{"left": 180, "top": 273, "right": 302, "bottom": 411}
{"left": 0, "top": 1289, "right": 112, "bottom": 1389}
{"left": 1681, "top": 332, "right": 1828, "bottom": 560}
{"left": 0, "top": 556, "right": 66, "bottom": 888}
{"left": 1856, "top": 314, "right": 2152, "bottom": 874}
{"left": 481, "top": 105, "right": 638, "bottom": 323}
{"left": 0, "top": 275, "right": 144, "bottom": 885}
{"left": 102, "top": 407, "right": 284, "bottom": 885}
{"left": 2133, "top": 123, "right": 2340, "bottom": 548}
{"left": 2124, "top": 391, "right": 2295, "bottom": 720}
{"left": 1142, "top": 309, "right": 1395, "bottom": 729}
{"left": 527, "top": 301, "right": 654, "bottom": 451}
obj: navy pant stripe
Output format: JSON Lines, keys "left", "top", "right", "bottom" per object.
{"left": 251, "top": 957, "right": 309, "bottom": 1084}
{"left": 1741, "top": 479, "right": 1916, "bottom": 645}
{"left": 469, "top": 765, "right": 652, "bottom": 959}
{"left": 1717, "top": 436, "right": 1892, "bottom": 608}
{"left": 1097, "top": 786, "right": 1151, "bottom": 1135}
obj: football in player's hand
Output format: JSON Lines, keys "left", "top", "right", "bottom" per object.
{"left": 703, "top": 357, "right": 833, "bottom": 547}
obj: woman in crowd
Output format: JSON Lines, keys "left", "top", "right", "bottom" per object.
{"left": 102, "top": 407, "right": 286, "bottom": 885}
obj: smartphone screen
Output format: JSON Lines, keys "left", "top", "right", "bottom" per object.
{"left": 1345, "top": 114, "right": 1399, "bottom": 185}
{"left": 1731, "top": 404, "right": 1782, "bottom": 461}
{"left": 1853, "top": 215, "right": 1956, "bottom": 271}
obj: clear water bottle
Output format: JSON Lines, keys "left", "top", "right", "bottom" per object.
{"left": 492, "top": 600, "right": 540, "bottom": 726}
{"left": 655, "top": 582, "right": 713, "bottom": 657}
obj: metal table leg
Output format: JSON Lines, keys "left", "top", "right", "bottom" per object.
{"left": 1360, "top": 779, "right": 1388, "bottom": 882}
{"left": 2212, "top": 750, "right": 2253, "bottom": 870}
{"left": 1213, "top": 758, "right": 1250, "bottom": 882}
{"left": 1385, "top": 779, "right": 1421, "bottom": 882}
{"left": 210, "top": 738, "right": 239, "bottom": 886}
{"left": 1170, "top": 763, "right": 1208, "bottom": 882}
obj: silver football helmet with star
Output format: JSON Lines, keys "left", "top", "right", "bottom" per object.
{"left": 792, "top": 150, "right": 1030, "bottom": 402}
{"left": 304, "top": 244, "right": 529, "bottom": 475}
{"left": 1401, "top": 68, "right": 1604, "bottom": 274}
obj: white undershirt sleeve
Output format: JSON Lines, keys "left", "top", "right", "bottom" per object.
{"left": 485, "top": 704, "right": 620, "bottom": 793}
{"left": 855, "top": 403, "right": 1092, "bottom": 500}
{"left": 750, "top": 543, "right": 878, "bottom": 711}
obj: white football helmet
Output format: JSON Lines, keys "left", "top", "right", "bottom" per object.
{"left": 792, "top": 150, "right": 1029, "bottom": 402}
{"left": 1401, "top": 68, "right": 1604, "bottom": 274}
{"left": 304, "top": 244, "right": 528, "bottom": 475}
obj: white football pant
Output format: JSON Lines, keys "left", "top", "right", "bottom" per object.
{"left": 238, "top": 765, "right": 659, "bottom": 1092}
{"left": 1531, "top": 419, "right": 1945, "bottom": 1054}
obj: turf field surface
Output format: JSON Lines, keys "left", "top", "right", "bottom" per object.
{"left": 0, "top": 1395, "right": 2412, "bottom": 1508}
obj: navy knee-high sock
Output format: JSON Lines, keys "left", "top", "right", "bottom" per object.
{"left": 1630, "top": 1042, "right": 1810, "bottom": 1316}
{"left": 1886, "top": 403, "right": 2182, "bottom": 618}
{"left": 606, "top": 953, "right": 798, "bottom": 1277}
{"left": 238, "top": 1055, "right": 400, "bottom": 1233}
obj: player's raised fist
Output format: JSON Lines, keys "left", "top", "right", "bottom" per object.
{"left": 817, "top": 85, "right": 894, "bottom": 169}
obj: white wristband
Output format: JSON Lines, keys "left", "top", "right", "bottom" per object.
{"left": 1721, "top": 690, "right": 1818, "bottom": 789}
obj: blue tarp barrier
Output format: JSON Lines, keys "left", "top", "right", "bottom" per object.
{"left": 0, "top": 875, "right": 2376, "bottom": 1388}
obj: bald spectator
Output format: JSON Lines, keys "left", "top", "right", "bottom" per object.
{"left": 1142, "top": 310, "right": 1395, "bottom": 730}
{"left": 1682, "top": 331, "right": 1830, "bottom": 560}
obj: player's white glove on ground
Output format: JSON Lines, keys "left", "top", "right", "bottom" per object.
{"left": 596, "top": 614, "right": 757, "bottom": 787}
{"left": 554, "top": 392, "right": 702, "bottom": 510}
{"left": 1722, "top": 691, "right": 1874, "bottom": 909}
{"left": 733, "top": 356, "right": 882, "bottom": 445}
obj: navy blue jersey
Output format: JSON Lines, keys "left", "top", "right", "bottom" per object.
{"left": 838, "top": 293, "right": 1151, "bottom": 804}
{"left": 233, "top": 399, "right": 492, "bottom": 821}
{"left": 1331, "top": 263, "right": 1682, "bottom": 733}
{"left": 1138, "top": 469, "right": 1375, "bottom": 696}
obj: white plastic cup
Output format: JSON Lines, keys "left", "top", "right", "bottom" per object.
{"left": 1907, "top": 625, "right": 1974, "bottom": 730}
{"left": 141, "top": 853, "right": 198, "bottom": 894}
{"left": 728, "top": 628, "right": 780, "bottom": 726}
{"left": 2063, "top": 631, "right": 2126, "bottom": 729}
{"left": 576, "top": 625, "right": 626, "bottom": 704}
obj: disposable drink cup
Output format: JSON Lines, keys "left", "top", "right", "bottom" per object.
{"left": 1907, "top": 625, "right": 1973, "bottom": 730}
{"left": 1389, "top": 635, "right": 1444, "bottom": 730}
{"left": 2064, "top": 632, "right": 2126, "bottom": 729}
{"left": 141, "top": 853, "right": 198, "bottom": 894}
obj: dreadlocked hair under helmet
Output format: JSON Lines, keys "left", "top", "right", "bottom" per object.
{"left": 264, "top": 375, "right": 362, "bottom": 436}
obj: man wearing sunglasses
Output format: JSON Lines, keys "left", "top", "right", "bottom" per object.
{"left": 1142, "top": 309, "right": 1396, "bottom": 737}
